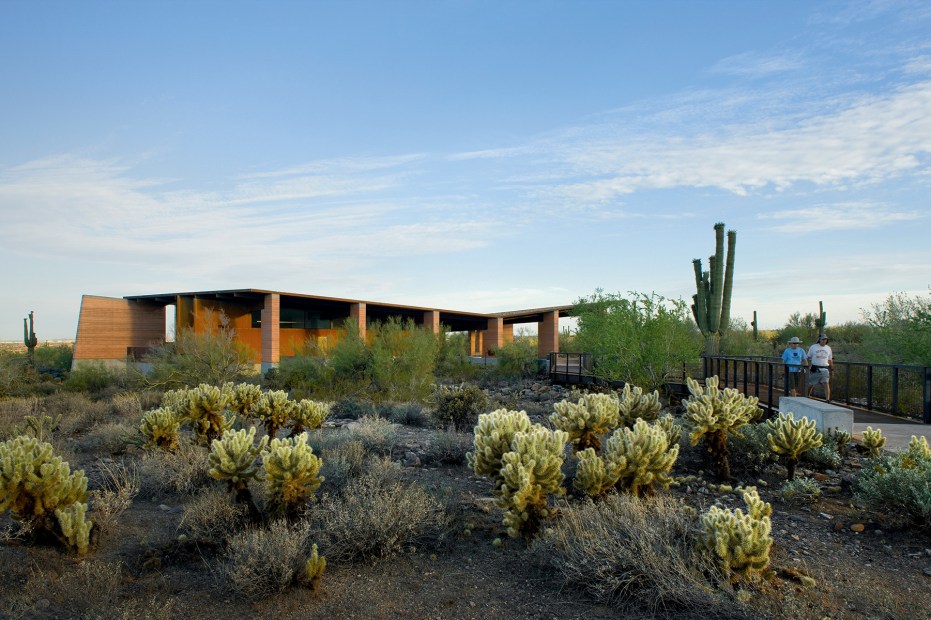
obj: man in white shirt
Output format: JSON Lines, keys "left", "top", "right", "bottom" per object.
{"left": 807, "top": 334, "right": 834, "bottom": 400}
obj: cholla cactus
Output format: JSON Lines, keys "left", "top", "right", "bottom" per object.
{"left": 209, "top": 427, "right": 267, "bottom": 520}
{"left": 617, "top": 383, "right": 662, "bottom": 427}
{"left": 683, "top": 376, "right": 760, "bottom": 479}
{"left": 549, "top": 393, "right": 619, "bottom": 453}
{"left": 185, "top": 384, "right": 234, "bottom": 445}
{"left": 575, "top": 419, "right": 679, "bottom": 498}
{"left": 908, "top": 435, "right": 931, "bottom": 459}
{"left": 262, "top": 433, "right": 324, "bottom": 518}
{"left": 226, "top": 382, "right": 263, "bottom": 418}
{"left": 290, "top": 399, "right": 330, "bottom": 435}
{"left": 699, "top": 487, "right": 773, "bottom": 581}
{"left": 826, "top": 429, "right": 852, "bottom": 456}
{"left": 766, "top": 412, "right": 823, "bottom": 481}
{"left": 497, "top": 426, "right": 568, "bottom": 538}
{"left": 656, "top": 413, "right": 682, "bottom": 447}
{"left": 304, "top": 543, "right": 326, "bottom": 590}
{"left": 161, "top": 388, "right": 193, "bottom": 415}
{"left": 467, "top": 409, "right": 533, "bottom": 484}
{"left": 0, "top": 436, "right": 92, "bottom": 554}
{"left": 55, "top": 502, "right": 93, "bottom": 555}
{"left": 253, "top": 390, "right": 294, "bottom": 439}
{"left": 139, "top": 407, "right": 181, "bottom": 450}
{"left": 862, "top": 426, "right": 886, "bottom": 457}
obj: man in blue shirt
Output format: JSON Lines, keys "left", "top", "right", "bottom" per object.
{"left": 781, "top": 336, "right": 808, "bottom": 396}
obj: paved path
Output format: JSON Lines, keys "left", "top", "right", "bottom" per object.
{"left": 847, "top": 407, "right": 930, "bottom": 452}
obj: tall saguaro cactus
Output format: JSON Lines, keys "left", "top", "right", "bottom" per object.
{"left": 23, "top": 311, "right": 38, "bottom": 364}
{"left": 691, "top": 223, "right": 736, "bottom": 355}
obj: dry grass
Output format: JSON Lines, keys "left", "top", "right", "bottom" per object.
{"left": 344, "top": 415, "right": 398, "bottom": 455}
{"left": 139, "top": 439, "right": 212, "bottom": 496}
{"left": 13, "top": 559, "right": 122, "bottom": 619}
{"left": 74, "top": 420, "right": 135, "bottom": 454}
{"left": 318, "top": 438, "right": 367, "bottom": 491}
{"left": 222, "top": 520, "right": 311, "bottom": 600}
{"left": 531, "top": 493, "right": 746, "bottom": 618}
{"left": 308, "top": 464, "right": 448, "bottom": 562}
{"left": 422, "top": 428, "right": 472, "bottom": 465}
{"left": 89, "top": 459, "right": 140, "bottom": 533}
{"left": 179, "top": 487, "right": 248, "bottom": 543}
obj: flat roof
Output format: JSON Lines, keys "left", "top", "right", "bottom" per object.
{"left": 124, "top": 288, "right": 574, "bottom": 328}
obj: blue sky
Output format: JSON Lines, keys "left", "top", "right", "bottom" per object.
{"left": 2, "top": 0, "right": 930, "bottom": 340}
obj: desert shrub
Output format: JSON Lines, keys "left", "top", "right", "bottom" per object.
{"left": 89, "top": 459, "right": 140, "bottom": 533}
{"left": 179, "top": 487, "right": 248, "bottom": 543}
{"left": 33, "top": 343, "right": 73, "bottom": 375}
{"left": 56, "top": 397, "right": 113, "bottom": 436}
{"left": 572, "top": 290, "right": 702, "bottom": 391}
{"left": 317, "top": 438, "right": 367, "bottom": 490}
{"left": 802, "top": 443, "right": 842, "bottom": 471}
{"left": 74, "top": 421, "right": 134, "bottom": 454}
{"left": 435, "top": 330, "right": 477, "bottom": 381}
{"left": 368, "top": 317, "right": 439, "bottom": 402}
{"left": 65, "top": 362, "right": 129, "bottom": 395}
{"left": 330, "top": 396, "right": 374, "bottom": 419}
{"left": 375, "top": 401, "right": 429, "bottom": 427}
{"left": 727, "top": 422, "right": 776, "bottom": 475}
{"left": 344, "top": 415, "right": 398, "bottom": 455}
{"left": 531, "top": 494, "right": 729, "bottom": 616}
{"left": 109, "top": 391, "right": 143, "bottom": 421}
{"left": 308, "top": 471, "right": 448, "bottom": 562}
{"left": 780, "top": 476, "right": 822, "bottom": 505}
{"left": 146, "top": 321, "right": 256, "bottom": 389}
{"left": 0, "top": 397, "right": 43, "bottom": 440}
{"left": 493, "top": 337, "right": 539, "bottom": 379}
{"left": 432, "top": 384, "right": 489, "bottom": 431}
{"left": 17, "top": 559, "right": 122, "bottom": 619}
{"left": 223, "top": 520, "right": 313, "bottom": 600}
{"left": 273, "top": 354, "right": 332, "bottom": 396}
{"left": 859, "top": 290, "right": 931, "bottom": 366}
{"left": 422, "top": 429, "right": 472, "bottom": 465}
{"left": 853, "top": 445, "right": 931, "bottom": 527}
{"left": 139, "top": 439, "right": 211, "bottom": 496}
{"left": 328, "top": 321, "right": 372, "bottom": 393}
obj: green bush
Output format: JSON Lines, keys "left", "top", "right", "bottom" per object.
{"left": 146, "top": 326, "right": 255, "bottom": 389}
{"left": 369, "top": 317, "right": 439, "bottom": 402}
{"left": 853, "top": 446, "right": 931, "bottom": 527}
{"left": 65, "top": 362, "right": 130, "bottom": 395}
{"left": 780, "top": 476, "right": 822, "bottom": 505}
{"left": 572, "top": 290, "right": 702, "bottom": 391}
{"left": 432, "top": 384, "right": 489, "bottom": 431}
{"left": 435, "top": 331, "right": 477, "bottom": 381}
{"left": 493, "top": 337, "right": 539, "bottom": 379}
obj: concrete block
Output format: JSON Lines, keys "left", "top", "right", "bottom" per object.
{"left": 778, "top": 396, "right": 853, "bottom": 436}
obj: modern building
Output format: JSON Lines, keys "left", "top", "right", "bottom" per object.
{"left": 72, "top": 289, "right": 572, "bottom": 371}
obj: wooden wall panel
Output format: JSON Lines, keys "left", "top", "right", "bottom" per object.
{"left": 73, "top": 295, "right": 165, "bottom": 360}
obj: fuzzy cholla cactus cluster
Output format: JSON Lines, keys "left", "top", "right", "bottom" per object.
{"left": 263, "top": 433, "right": 324, "bottom": 518}
{"left": 699, "top": 488, "right": 773, "bottom": 581}
{"left": 862, "top": 427, "right": 886, "bottom": 457}
{"left": 617, "top": 383, "right": 662, "bottom": 427}
{"left": 574, "top": 418, "right": 679, "bottom": 498}
{"left": 469, "top": 409, "right": 567, "bottom": 538}
{"left": 0, "top": 436, "right": 93, "bottom": 554}
{"left": 290, "top": 400, "right": 330, "bottom": 434}
{"left": 208, "top": 427, "right": 268, "bottom": 493}
{"left": 253, "top": 390, "right": 294, "bottom": 439}
{"left": 766, "top": 412, "right": 823, "bottom": 481}
{"left": 683, "top": 376, "right": 760, "bottom": 479}
{"left": 138, "top": 407, "right": 181, "bottom": 450}
{"left": 550, "top": 393, "right": 619, "bottom": 452}
{"left": 225, "top": 382, "right": 263, "bottom": 417}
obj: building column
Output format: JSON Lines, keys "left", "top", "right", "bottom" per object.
{"left": 423, "top": 310, "right": 440, "bottom": 334}
{"left": 469, "top": 330, "right": 483, "bottom": 356}
{"left": 503, "top": 324, "right": 514, "bottom": 345}
{"left": 538, "top": 310, "right": 559, "bottom": 357}
{"left": 261, "top": 293, "right": 280, "bottom": 373}
{"left": 486, "top": 317, "right": 503, "bottom": 356}
{"left": 349, "top": 302, "right": 366, "bottom": 340}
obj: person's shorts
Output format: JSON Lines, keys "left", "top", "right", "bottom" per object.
{"left": 807, "top": 368, "right": 830, "bottom": 385}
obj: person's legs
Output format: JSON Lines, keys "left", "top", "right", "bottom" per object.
{"left": 825, "top": 380, "right": 831, "bottom": 401}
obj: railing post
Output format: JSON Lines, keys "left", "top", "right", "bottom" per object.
{"left": 783, "top": 363, "right": 789, "bottom": 397}
{"left": 754, "top": 360, "right": 761, "bottom": 399}
{"left": 924, "top": 367, "right": 930, "bottom": 424}
{"left": 844, "top": 363, "right": 851, "bottom": 406}
{"left": 767, "top": 362, "right": 774, "bottom": 413}
{"left": 742, "top": 359, "right": 748, "bottom": 394}
{"left": 891, "top": 366, "right": 899, "bottom": 415}
{"left": 867, "top": 366, "right": 874, "bottom": 411}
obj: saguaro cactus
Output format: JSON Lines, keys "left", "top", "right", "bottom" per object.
{"left": 23, "top": 311, "right": 38, "bottom": 363}
{"left": 691, "top": 223, "right": 736, "bottom": 355}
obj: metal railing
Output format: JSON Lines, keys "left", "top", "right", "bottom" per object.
{"left": 702, "top": 355, "right": 931, "bottom": 423}
{"left": 548, "top": 352, "right": 931, "bottom": 423}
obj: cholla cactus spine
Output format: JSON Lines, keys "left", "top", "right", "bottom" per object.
{"left": 549, "top": 393, "right": 619, "bottom": 453}
{"left": 683, "top": 376, "right": 760, "bottom": 479}
{"left": 253, "top": 390, "right": 294, "bottom": 439}
{"left": 467, "top": 409, "right": 533, "bottom": 484}
{"left": 291, "top": 399, "right": 330, "bottom": 435}
{"left": 699, "top": 487, "right": 773, "bottom": 581}
{"left": 304, "top": 543, "right": 326, "bottom": 590}
{"left": 766, "top": 412, "right": 823, "bottom": 481}
{"left": 55, "top": 502, "right": 93, "bottom": 555}
{"left": 139, "top": 407, "right": 181, "bottom": 450}
{"left": 0, "top": 436, "right": 92, "bottom": 554}
{"left": 497, "top": 426, "right": 568, "bottom": 538}
{"left": 617, "top": 383, "right": 662, "bottom": 427}
{"left": 262, "top": 433, "right": 324, "bottom": 517}
{"left": 862, "top": 426, "right": 886, "bottom": 457}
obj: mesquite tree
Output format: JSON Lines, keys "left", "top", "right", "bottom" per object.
{"left": 691, "top": 223, "right": 736, "bottom": 355}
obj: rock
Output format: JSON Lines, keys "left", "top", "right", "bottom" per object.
{"left": 403, "top": 451, "right": 421, "bottom": 467}
{"left": 814, "top": 473, "right": 830, "bottom": 481}
{"left": 833, "top": 522, "right": 846, "bottom": 531}
{"left": 850, "top": 523, "right": 866, "bottom": 533}
{"left": 819, "top": 512, "right": 833, "bottom": 520}
{"left": 923, "top": 568, "right": 931, "bottom": 577}
{"left": 158, "top": 504, "right": 172, "bottom": 512}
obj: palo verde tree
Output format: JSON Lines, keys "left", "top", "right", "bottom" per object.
{"left": 691, "top": 222, "right": 736, "bottom": 355}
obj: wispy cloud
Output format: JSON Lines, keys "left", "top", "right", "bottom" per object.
{"left": 758, "top": 201, "right": 926, "bottom": 232}
{"left": 709, "top": 51, "right": 806, "bottom": 77}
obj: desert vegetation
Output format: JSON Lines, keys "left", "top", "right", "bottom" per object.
{"left": 1, "top": 293, "right": 930, "bottom": 620}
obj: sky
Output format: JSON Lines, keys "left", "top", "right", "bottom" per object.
{"left": 2, "top": 0, "right": 930, "bottom": 340}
